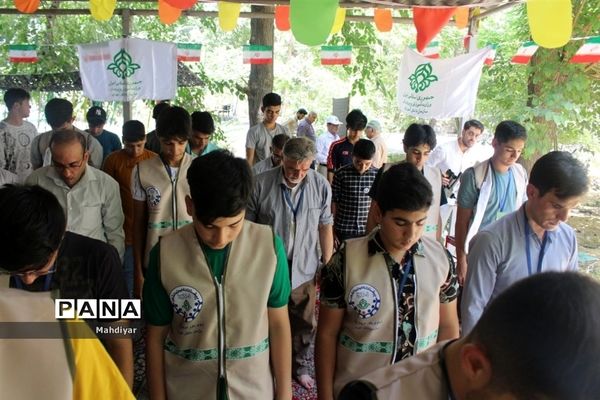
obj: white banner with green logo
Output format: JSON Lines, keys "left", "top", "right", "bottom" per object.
{"left": 397, "top": 47, "right": 489, "bottom": 119}
{"left": 77, "top": 38, "right": 177, "bottom": 101}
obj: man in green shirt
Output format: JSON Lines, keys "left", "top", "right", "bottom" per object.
{"left": 143, "top": 150, "right": 292, "bottom": 400}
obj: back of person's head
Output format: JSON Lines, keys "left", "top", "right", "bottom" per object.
{"left": 152, "top": 102, "right": 171, "bottom": 120}
{"left": 122, "top": 120, "right": 146, "bottom": 143}
{"left": 376, "top": 163, "right": 432, "bottom": 213}
{"left": 4, "top": 88, "right": 30, "bottom": 109}
{"left": 494, "top": 120, "right": 527, "bottom": 143}
{"left": 283, "top": 137, "right": 316, "bottom": 161}
{"left": 346, "top": 109, "right": 368, "bottom": 131}
{"left": 86, "top": 106, "right": 107, "bottom": 127}
{"left": 463, "top": 119, "right": 484, "bottom": 131}
{"left": 529, "top": 151, "right": 589, "bottom": 199}
{"left": 157, "top": 106, "right": 191, "bottom": 141}
{"left": 353, "top": 139, "right": 376, "bottom": 160}
{"left": 366, "top": 119, "right": 382, "bottom": 133}
{"left": 403, "top": 123, "right": 437, "bottom": 150}
{"left": 262, "top": 92, "right": 282, "bottom": 108}
{"left": 49, "top": 129, "right": 86, "bottom": 152}
{"left": 44, "top": 98, "right": 73, "bottom": 129}
{"left": 187, "top": 150, "right": 253, "bottom": 225}
{"left": 297, "top": 108, "right": 307, "bottom": 116}
{"left": 0, "top": 185, "right": 66, "bottom": 272}
{"left": 191, "top": 111, "right": 215, "bottom": 134}
{"left": 272, "top": 133, "right": 290, "bottom": 150}
{"left": 469, "top": 272, "right": 600, "bottom": 400}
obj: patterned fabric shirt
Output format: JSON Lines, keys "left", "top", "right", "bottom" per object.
{"left": 332, "top": 164, "right": 378, "bottom": 239}
{"left": 320, "top": 233, "right": 458, "bottom": 361}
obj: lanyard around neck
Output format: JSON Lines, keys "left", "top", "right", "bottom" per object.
{"left": 523, "top": 208, "right": 548, "bottom": 276}
{"left": 281, "top": 184, "right": 305, "bottom": 221}
{"left": 393, "top": 256, "right": 414, "bottom": 300}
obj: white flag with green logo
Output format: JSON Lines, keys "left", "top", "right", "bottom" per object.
{"left": 397, "top": 47, "right": 489, "bottom": 119}
{"left": 77, "top": 38, "right": 177, "bottom": 101}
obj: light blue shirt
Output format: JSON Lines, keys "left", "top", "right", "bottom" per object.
{"left": 461, "top": 204, "right": 578, "bottom": 334}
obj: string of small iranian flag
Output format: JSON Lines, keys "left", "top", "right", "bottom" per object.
{"left": 6, "top": 37, "right": 600, "bottom": 65}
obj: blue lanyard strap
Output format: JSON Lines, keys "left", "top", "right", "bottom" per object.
{"left": 281, "top": 184, "right": 305, "bottom": 221}
{"left": 523, "top": 208, "right": 548, "bottom": 276}
{"left": 393, "top": 256, "right": 414, "bottom": 301}
{"left": 493, "top": 164, "right": 513, "bottom": 212}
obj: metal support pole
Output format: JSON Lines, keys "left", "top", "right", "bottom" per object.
{"left": 122, "top": 9, "right": 132, "bottom": 124}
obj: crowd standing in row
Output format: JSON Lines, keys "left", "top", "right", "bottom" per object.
{"left": 0, "top": 88, "right": 597, "bottom": 400}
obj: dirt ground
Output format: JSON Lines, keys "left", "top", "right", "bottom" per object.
{"left": 570, "top": 179, "right": 600, "bottom": 279}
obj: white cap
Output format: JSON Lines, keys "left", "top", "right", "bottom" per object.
{"left": 326, "top": 115, "right": 342, "bottom": 125}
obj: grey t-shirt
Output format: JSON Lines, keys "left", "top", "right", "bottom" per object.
{"left": 245, "top": 122, "right": 289, "bottom": 163}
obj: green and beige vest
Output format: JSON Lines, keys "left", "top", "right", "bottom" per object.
{"left": 138, "top": 153, "right": 193, "bottom": 268}
{"left": 334, "top": 234, "right": 450, "bottom": 397}
{"left": 159, "top": 222, "right": 277, "bottom": 399}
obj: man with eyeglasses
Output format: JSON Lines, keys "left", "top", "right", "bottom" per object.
{"left": 25, "top": 129, "right": 125, "bottom": 260}
{"left": 252, "top": 133, "right": 290, "bottom": 175}
{"left": 0, "top": 184, "right": 133, "bottom": 390}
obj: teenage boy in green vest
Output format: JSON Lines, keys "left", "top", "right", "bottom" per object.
{"left": 316, "top": 162, "right": 459, "bottom": 400}
{"left": 144, "top": 150, "right": 292, "bottom": 400}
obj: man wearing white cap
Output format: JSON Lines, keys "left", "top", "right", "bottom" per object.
{"left": 316, "top": 115, "right": 342, "bottom": 177}
{"left": 366, "top": 119, "right": 387, "bottom": 169}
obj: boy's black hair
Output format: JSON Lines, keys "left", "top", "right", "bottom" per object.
{"left": 44, "top": 98, "right": 73, "bottom": 129}
{"left": 352, "top": 138, "right": 376, "bottom": 160}
{"left": 463, "top": 119, "right": 484, "bottom": 131}
{"left": 346, "top": 109, "right": 368, "bottom": 131}
{"left": 157, "top": 106, "right": 191, "bottom": 141}
{"left": 122, "top": 120, "right": 146, "bottom": 143}
{"left": 152, "top": 102, "right": 171, "bottom": 120}
{"left": 403, "top": 123, "right": 437, "bottom": 150}
{"left": 187, "top": 150, "right": 253, "bottom": 225}
{"left": 494, "top": 120, "right": 527, "bottom": 143}
{"left": 191, "top": 111, "right": 215, "bottom": 135}
{"left": 4, "top": 88, "right": 30, "bottom": 110}
{"left": 297, "top": 108, "right": 308, "bottom": 115}
{"left": 272, "top": 133, "right": 290, "bottom": 150}
{"left": 0, "top": 185, "right": 66, "bottom": 272}
{"left": 529, "top": 151, "right": 589, "bottom": 199}
{"left": 376, "top": 163, "right": 432, "bottom": 214}
{"left": 262, "top": 93, "right": 282, "bottom": 108}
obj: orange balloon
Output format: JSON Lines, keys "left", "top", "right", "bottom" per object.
{"left": 163, "top": 0, "right": 196, "bottom": 11}
{"left": 14, "top": 0, "right": 40, "bottom": 13}
{"left": 275, "top": 5, "right": 290, "bottom": 31}
{"left": 374, "top": 9, "right": 393, "bottom": 32}
{"left": 159, "top": 0, "right": 181, "bottom": 24}
{"left": 454, "top": 7, "right": 469, "bottom": 29}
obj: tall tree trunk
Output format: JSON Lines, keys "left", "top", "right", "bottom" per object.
{"left": 248, "top": 5, "right": 274, "bottom": 127}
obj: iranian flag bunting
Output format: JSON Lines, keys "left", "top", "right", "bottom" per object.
{"left": 511, "top": 41, "right": 538, "bottom": 64}
{"left": 484, "top": 45, "right": 497, "bottom": 66}
{"left": 570, "top": 36, "right": 600, "bottom": 64}
{"left": 410, "top": 42, "right": 440, "bottom": 59}
{"left": 243, "top": 45, "right": 273, "bottom": 64}
{"left": 320, "top": 45, "right": 352, "bottom": 65}
{"left": 177, "top": 43, "right": 201, "bottom": 62}
{"left": 9, "top": 44, "right": 38, "bottom": 63}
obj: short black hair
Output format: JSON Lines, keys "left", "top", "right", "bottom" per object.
{"left": 45, "top": 98, "right": 73, "bottom": 129}
{"left": 262, "top": 92, "right": 282, "bottom": 108}
{"left": 187, "top": 150, "right": 253, "bottom": 225}
{"left": 529, "top": 151, "right": 589, "bottom": 199}
{"left": 272, "top": 133, "right": 290, "bottom": 150}
{"left": 297, "top": 108, "right": 308, "bottom": 115}
{"left": 157, "top": 106, "right": 191, "bottom": 141}
{"left": 4, "top": 88, "right": 30, "bottom": 110}
{"left": 494, "top": 120, "right": 527, "bottom": 143}
{"left": 152, "top": 102, "right": 171, "bottom": 120}
{"left": 463, "top": 119, "right": 484, "bottom": 131}
{"left": 346, "top": 109, "right": 368, "bottom": 131}
{"left": 352, "top": 139, "right": 376, "bottom": 160}
{"left": 122, "top": 120, "right": 146, "bottom": 143}
{"left": 470, "top": 272, "right": 600, "bottom": 399}
{"left": 0, "top": 185, "right": 66, "bottom": 272}
{"left": 191, "top": 111, "right": 215, "bottom": 135}
{"left": 376, "top": 163, "right": 432, "bottom": 213}
{"left": 403, "top": 123, "right": 437, "bottom": 150}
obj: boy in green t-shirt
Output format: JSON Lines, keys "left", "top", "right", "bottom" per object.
{"left": 144, "top": 150, "right": 292, "bottom": 400}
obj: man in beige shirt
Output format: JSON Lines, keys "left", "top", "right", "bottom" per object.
{"left": 366, "top": 119, "right": 387, "bottom": 169}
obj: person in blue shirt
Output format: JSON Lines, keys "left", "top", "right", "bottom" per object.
{"left": 86, "top": 106, "right": 121, "bottom": 162}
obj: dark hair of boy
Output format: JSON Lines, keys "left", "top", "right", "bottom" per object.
{"left": 157, "top": 106, "right": 191, "bottom": 141}
{"left": 463, "top": 119, "right": 484, "bottom": 132}
{"left": 122, "top": 120, "right": 146, "bottom": 143}
{"left": 262, "top": 92, "right": 282, "bottom": 108}
{"left": 49, "top": 129, "right": 86, "bottom": 152}
{"left": 44, "top": 98, "right": 73, "bottom": 129}
{"left": 346, "top": 109, "right": 368, "bottom": 131}
{"left": 469, "top": 272, "right": 600, "bottom": 399}
{"left": 376, "top": 162, "right": 432, "bottom": 214}
{"left": 152, "top": 102, "right": 171, "bottom": 120}
{"left": 187, "top": 149, "right": 253, "bottom": 225}
{"left": 493, "top": 120, "right": 527, "bottom": 143}
{"left": 403, "top": 123, "right": 437, "bottom": 150}
{"left": 529, "top": 150, "right": 589, "bottom": 199}
{"left": 191, "top": 111, "right": 215, "bottom": 135}
{"left": 297, "top": 108, "right": 308, "bottom": 115}
{"left": 3, "top": 88, "right": 30, "bottom": 109}
{"left": 272, "top": 133, "right": 290, "bottom": 150}
{"left": 352, "top": 138, "right": 376, "bottom": 160}
{"left": 86, "top": 106, "right": 107, "bottom": 128}
{"left": 0, "top": 184, "right": 66, "bottom": 272}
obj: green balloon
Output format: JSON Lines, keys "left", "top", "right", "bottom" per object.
{"left": 290, "top": 0, "right": 338, "bottom": 46}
